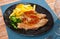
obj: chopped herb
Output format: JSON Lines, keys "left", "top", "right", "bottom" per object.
{"left": 11, "top": 21, "right": 17, "bottom": 29}
{"left": 10, "top": 16, "right": 22, "bottom": 29}
{"left": 17, "top": 18, "right": 22, "bottom": 23}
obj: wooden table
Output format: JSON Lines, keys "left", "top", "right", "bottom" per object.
{"left": 0, "top": 8, "right": 8, "bottom": 39}
{"left": 45, "top": 0, "right": 56, "bottom": 13}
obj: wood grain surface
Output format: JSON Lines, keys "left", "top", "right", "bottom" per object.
{"left": 0, "top": 8, "right": 8, "bottom": 39}
{"left": 45, "top": 0, "right": 56, "bottom": 12}
{"left": 0, "top": 0, "right": 19, "bottom": 6}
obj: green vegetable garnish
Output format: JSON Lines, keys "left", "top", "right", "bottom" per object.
{"left": 11, "top": 21, "right": 17, "bottom": 29}
{"left": 11, "top": 23, "right": 17, "bottom": 29}
{"left": 10, "top": 16, "right": 17, "bottom": 22}
{"left": 10, "top": 16, "right": 22, "bottom": 29}
{"left": 17, "top": 18, "right": 22, "bottom": 23}
{"left": 10, "top": 16, "right": 22, "bottom": 23}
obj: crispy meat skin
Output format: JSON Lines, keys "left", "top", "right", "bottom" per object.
{"left": 17, "top": 19, "right": 48, "bottom": 30}
{"left": 17, "top": 11, "right": 48, "bottom": 30}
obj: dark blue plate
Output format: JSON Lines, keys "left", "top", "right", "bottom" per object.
{"left": 3, "top": 3, "right": 54, "bottom": 36}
